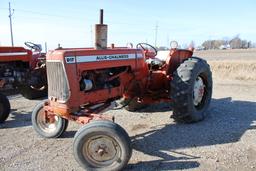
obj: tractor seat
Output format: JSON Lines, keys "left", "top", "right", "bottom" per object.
{"left": 146, "top": 50, "right": 169, "bottom": 69}
{"left": 146, "top": 58, "right": 165, "bottom": 67}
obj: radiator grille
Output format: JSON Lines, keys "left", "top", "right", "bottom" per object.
{"left": 46, "top": 61, "right": 70, "bottom": 102}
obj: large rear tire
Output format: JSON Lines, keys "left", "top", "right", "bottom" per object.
{"left": 73, "top": 120, "right": 132, "bottom": 171}
{"left": 19, "top": 67, "right": 47, "bottom": 100}
{"left": 0, "top": 93, "right": 10, "bottom": 123}
{"left": 19, "top": 85, "right": 47, "bottom": 100}
{"left": 32, "top": 101, "right": 68, "bottom": 138}
{"left": 170, "top": 57, "right": 212, "bottom": 123}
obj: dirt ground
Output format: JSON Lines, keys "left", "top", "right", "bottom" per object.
{"left": 1, "top": 50, "right": 256, "bottom": 171}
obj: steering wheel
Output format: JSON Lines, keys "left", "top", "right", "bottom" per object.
{"left": 136, "top": 43, "right": 157, "bottom": 58}
{"left": 24, "top": 42, "right": 41, "bottom": 51}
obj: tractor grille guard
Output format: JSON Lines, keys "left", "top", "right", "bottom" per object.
{"left": 46, "top": 61, "right": 70, "bottom": 103}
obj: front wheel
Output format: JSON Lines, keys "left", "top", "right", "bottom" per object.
{"left": 32, "top": 101, "right": 68, "bottom": 138}
{"left": 73, "top": 120, "right": 132, "bottom": 171}
{"left": 0, "top": 93, "right": 10, "bottom": 123}
{"left": 170, "top": 57, "right": 212, "bottom": 123}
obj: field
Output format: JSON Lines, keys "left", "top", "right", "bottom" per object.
{"left": 195, "top": 49, "right": 256, "bottom": 81}
{"left": 1, "top": 49, "right": 256, "bottom": 171}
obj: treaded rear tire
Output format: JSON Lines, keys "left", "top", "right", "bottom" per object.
{"left": 19, "top": 85, "right": 47, "bottom": 100}
{"left": 19, "top": 67, "right": 48, "bottom": 100}
{"left": 0, "top": 93, "right": 10, "bottom": 123}
{"left": 170, "top": 57, "right": 212, "bottom": 123}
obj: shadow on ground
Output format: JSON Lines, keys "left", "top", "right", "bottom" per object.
{"left": 1, "top": 96, "right": 256, "bottom": 170}
{"left": 0, "top": 95, "right": 47, "bottom": 129}
{"left": 0, "top": 109, "right": 32, "bottom": 128}
{"left": 126, "top": 97, "right": 256, "bottom": 170}
{"left": 138, "top": 102, "right": 172, "bottom": 113}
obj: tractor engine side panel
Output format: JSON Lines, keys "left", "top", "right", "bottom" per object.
{"left": 0, "top": 61, "right": 30, "bottom": 90}
{"left": 46, "top": 49, "right": 148, "bottom": 112}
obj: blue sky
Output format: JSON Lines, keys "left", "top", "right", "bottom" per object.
{"left": 0, "top": 0, "right": 256, "bottom": 50}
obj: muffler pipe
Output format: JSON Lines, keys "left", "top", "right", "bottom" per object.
{"left": 95, "top": 9, "right": 108, "bottom": 49}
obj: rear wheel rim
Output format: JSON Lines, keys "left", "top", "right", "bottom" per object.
{"left": 193, "top": 76, "right": 205, "bottom": 107}
{"left": 30, "top": 85, "right": 46, "bottom": 91}
{"left": 83, "top": 135, "right": 121, "bottom": 167}
{"left": 36, "top": 108, "right": 60, "bottom": 133}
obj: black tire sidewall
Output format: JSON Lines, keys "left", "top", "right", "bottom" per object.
{"left": 32, "top": 101, "right": 68, "bottom": 138}
{"left": 73, "top": 121, "right": 132, "bottom": 171}
{"left": 0, "top": 93, "right": 10, "bottom": 123}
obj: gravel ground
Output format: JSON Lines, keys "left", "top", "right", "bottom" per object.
{"left": 0, "top": 79, "right": 256, "bottom": 171}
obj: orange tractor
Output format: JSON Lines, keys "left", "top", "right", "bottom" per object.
{"left": 32, "top": 10, "right": 212, "bottom": 171}
{"left": 0, "top": 42, "right": 47, "bottom": 122}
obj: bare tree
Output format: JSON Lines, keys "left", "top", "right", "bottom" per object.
{"left": 229, "top": 35, "right": 242, "bottom": 49}
{"left": 200, "top": 34, "right": 254, "bottom": 50}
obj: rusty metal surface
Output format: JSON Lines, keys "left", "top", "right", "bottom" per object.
{"left": 95, "top": 24, "right": 108, "bottom": 49}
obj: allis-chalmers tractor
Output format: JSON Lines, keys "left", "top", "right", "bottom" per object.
{"left": 0, "top": 42, "right": 47, "bottom": 122}
{"left": 32, "top": 10, "right": 212, "bottom": 171}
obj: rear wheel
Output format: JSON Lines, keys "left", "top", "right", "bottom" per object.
{"left": 19, "top": 67, "right": 47, "bottom": 100}
{"left": 32, "top": 101, "right": 68, "bottom": 138}
{"left": 73, "top": 120, "right": 132, "bottom": 171}
{"left": 0, "top": 93, "right": 10, "bottom": 123}
{"left": 170, "top": 57, "right": 212, "bottom": 123}
{"left": 19, "top": 84, "right": 47, "bottom": 100}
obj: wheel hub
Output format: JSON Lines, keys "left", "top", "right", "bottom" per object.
{"left": 193, "top": 76, "right": 205, "bottom": 106}
{"left": 84, "top": 135, "right": 119, "bottom": 165}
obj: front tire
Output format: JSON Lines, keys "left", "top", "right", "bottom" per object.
{"left": 32, "top": 101, "right": 68, "bottom": 138}
{"left": 73, "top": 120, "right": 132, "bottom": 171}
{"left": 0, "top": 93, "right": 10, "bottom": 123}
{"left": 170, "top": 57, "right": 212, "bottom": 123}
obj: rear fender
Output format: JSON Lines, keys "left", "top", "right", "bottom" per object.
{"left": 166, "top": 49, "right": 193, "bottom": 75}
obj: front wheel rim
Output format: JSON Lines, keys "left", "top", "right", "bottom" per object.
{"left": 83, "top": 135, "right": 121, "bottom": 167}
{"left": 36, "top": 108, "right": 60, "bottom": 133}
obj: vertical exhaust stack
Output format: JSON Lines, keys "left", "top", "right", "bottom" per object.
{"left": 95, "top": 9, "right": 108, "bottom": 49}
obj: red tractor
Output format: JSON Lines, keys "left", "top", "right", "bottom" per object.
{"left": 0, "top": 42, "right": 47, "bottom": 122}
{"left": 32, "top": 10, "right": 212, "bottom": 171}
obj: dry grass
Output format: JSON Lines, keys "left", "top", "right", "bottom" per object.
{"left": 208, "top": 60, "right": 256, "bottom": 81}
{"left": 194, "top": 49, "right": 256, "bottom": 81}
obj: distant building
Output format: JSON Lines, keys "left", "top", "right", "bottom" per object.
{"left": 195, "top": 46, "right": 205, "bottom": 51}
{"left": 219, "top": 44, "right": 231, "bottom": 50}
